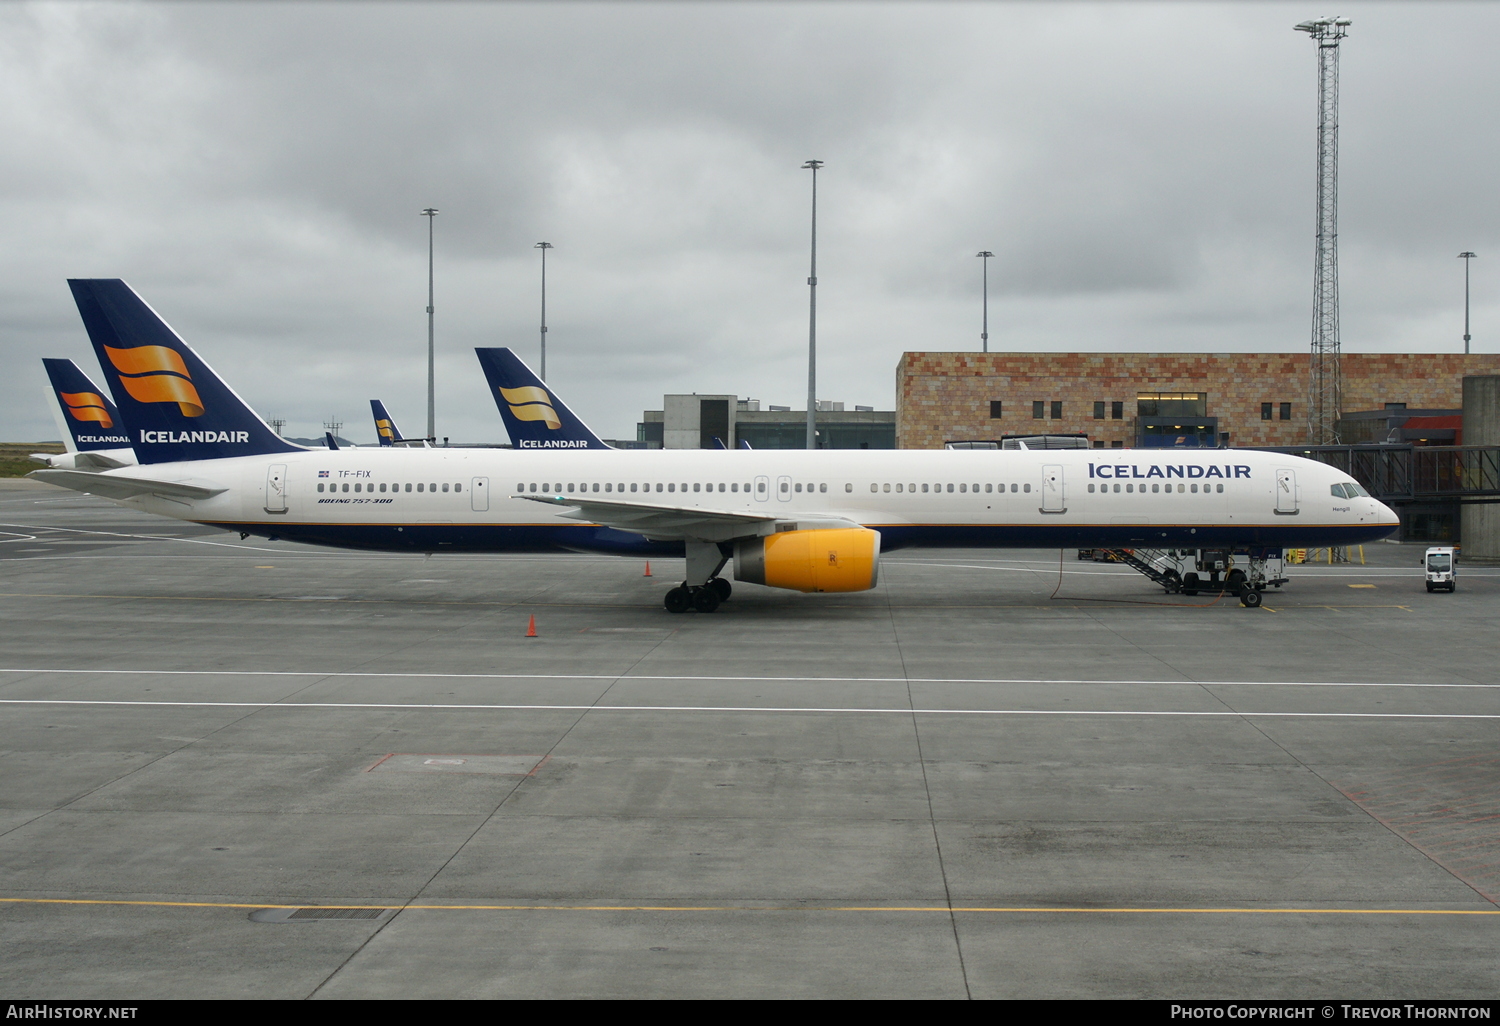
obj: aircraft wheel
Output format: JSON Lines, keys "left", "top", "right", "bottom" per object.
{"left": 708, "top": 578, "right": 732, "bottom": 602}
{"left": 664, "top": 586, "right": 693, "bottom": 614}
{"left": 1240, "top": 589, "right": 1262, "bottom": 608}
{"left": 691, "top": 587, "right": 720, "bottom": 613}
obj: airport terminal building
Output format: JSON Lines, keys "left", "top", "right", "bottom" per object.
{"left": 895, "top": 351, "right": 1500, "bottom": 449}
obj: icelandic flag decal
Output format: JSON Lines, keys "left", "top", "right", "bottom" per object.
{"left": 318, "top": 470, "right": 330, "bottom": 478}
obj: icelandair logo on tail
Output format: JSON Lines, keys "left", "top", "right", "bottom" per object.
{"left": 499, "top": 384, "right": 589, "bottom": 448}
{"left": 59, "top": 391, "right": 114, "bottom": 428}
{"left": 376, "top": 418, "right": 395, "bottom": 440}
{"left": 104, "top": 344, "right": 204, "bottom": 418}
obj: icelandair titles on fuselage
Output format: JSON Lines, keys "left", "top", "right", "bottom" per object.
{"left": 1090, "top": 463, "right": 1252, "bottom": 479}
{"left": 139, "top": 430, "right": 251, "bottom": 444}
{"left": 518, "top": 439, "right": 591, "bottom": 449}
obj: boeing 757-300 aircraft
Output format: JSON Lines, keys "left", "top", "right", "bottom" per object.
{"left": 31, "top": 279, "right": 1400, "bottom": 612}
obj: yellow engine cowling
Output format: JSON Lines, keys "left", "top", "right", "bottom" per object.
{"left": 733, "top": 528, "right": 881, "bottom": 593}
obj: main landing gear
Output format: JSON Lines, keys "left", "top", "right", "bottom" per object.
{"left": 664, "top": 577, "right": 732, "bottom": 614}
{"left": 663, "top": 540, "right": 735, "bottom": 614}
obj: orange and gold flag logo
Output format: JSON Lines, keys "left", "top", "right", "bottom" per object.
{"left": 59, "top": 391, "right": 114, "bottom": 428}
{"left": 498, "top": 385, "right": 561, "bottom": 430}
{"left": 104, "top": 345, "right": 204, "bottom": 417}
{"left": 376, "top": 418, "right": 395, "bottom": 440}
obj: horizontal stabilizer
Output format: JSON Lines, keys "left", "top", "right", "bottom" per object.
{"left": 29, "top": 469, "right": 228, "bottom": 501}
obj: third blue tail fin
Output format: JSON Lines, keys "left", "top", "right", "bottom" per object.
{"left": 474, "top": 348, "right": 612, "bottom": 450}
{"left": 42, "top": 358, "right": 131, "bottom": 453}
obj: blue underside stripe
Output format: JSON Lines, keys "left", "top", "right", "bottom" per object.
{"left": 201, "top": 521, "right": 1399, "bottom": 555}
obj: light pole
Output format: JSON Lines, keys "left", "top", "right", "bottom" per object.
{"left": 535, "top": 242, "right": 553, "bottom": 381}
{"left": 802, "top": 160, "right": 823, "bottom": 449}
{"left": 1459, "top": 252, "right": 1477, "bottom": 354}
{"left": 422, "top": 208, "right": 438, "bottom": 441}
{"left": 976, "top": 251, "right": 993, "bottom": 352}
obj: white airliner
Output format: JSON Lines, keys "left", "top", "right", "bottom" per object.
{"left": 30, "top": 280, "right": 1401, "bottom": 613}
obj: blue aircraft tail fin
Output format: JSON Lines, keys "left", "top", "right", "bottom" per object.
{"left": 370, "top": 399, "right": 406, "bottom": 446}
{"left": 474, "top": 348, "right": 612, "bottom": 450}
{"left": 67, "top": 279, "right": 306, "bottom": 465}
{"left": 41, "top": 358, "right": 132, "bottom": 453}
{"left": 738, "top": 439, "right": 753, "bottom": 450}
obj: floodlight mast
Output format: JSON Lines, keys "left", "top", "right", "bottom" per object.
{"left": 1295, "top": 17, "right": 1350, "bottom": 445}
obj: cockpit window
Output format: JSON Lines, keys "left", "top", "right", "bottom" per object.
{"left": 1331, "top": 484, "right": 1350, "bottom": 499}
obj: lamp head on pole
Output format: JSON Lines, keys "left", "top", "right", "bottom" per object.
{"left": 421, "top": 208, "right": 438, "bottom": 217}
{"left": 976, "top": 251, "right": 993, "bottom": 260}
{"left": 1459, "top": 251, "right": 1477, "bottom": 260}
{"left": 535, "top": 241, "right": 553, "bottom": 250}
{"left": 801, "top": 160, "right": 824, "bottom": 171}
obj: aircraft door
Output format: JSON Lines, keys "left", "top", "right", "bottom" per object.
{"left": 1041, "top": 464, "right": 1065, "bottom": 513}
{"left": 754, "top": 475, "right": 770, "bottom": 504}
{"left": 1275, "top": 468, "right": 1298, "bottom": 515}
{"left": 471, "top": 477, "right": 490, "bottom": 512}
{"left": 777, "top": 475, "right": 792, "bottom": 502}
{"left": 264, "top": 464, "right": 287, "bottom": 514}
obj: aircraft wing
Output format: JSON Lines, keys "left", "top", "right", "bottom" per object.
{"left": 511, "top": 494, "right": 859, "bottom": 542}
{"left": 29, "top": 469, "right": 229, "bottom": 501}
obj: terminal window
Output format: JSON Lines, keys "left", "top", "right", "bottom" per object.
{"left": 1279, "top": 402, "right": 1292, "bottom": 421}
{"left": 1032, "top": 401, "right": 1045, "bottom": 419}
{"left": 1093, "top": 401, "right": 1105, "bottom": 420}
{"left": 1111, "top": 401, "right": 1123, "bottom": 420}
{"left": 1261, "top": 403, "right": 1273, "bottom": 420}
{"left": 989, "top": 400, "right": 1003, "bottom": 419}
{"left": 1050, "top": 401, "right": 1062, "bottom": 419}
{"left": 1136, "top": 391, "right": 1207, "bottom": 418}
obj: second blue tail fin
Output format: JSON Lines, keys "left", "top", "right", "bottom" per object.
{"left": 474, "top": 348, "right": 612, "bottom": 450}
{"left": 67, "top": 279, "right": 306, "bottom": 465}
{"left": 41, "top": 358, "right": 132, "bottom": 453}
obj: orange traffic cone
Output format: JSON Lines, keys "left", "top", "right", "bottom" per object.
{"left": 525, "top": 614, "right": 537, "bottom": 638}
{"left": 644, "top": 561, "right": 653, "bottom": 577}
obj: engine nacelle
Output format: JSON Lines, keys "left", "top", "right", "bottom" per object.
{"left": 733, "top": 528, "right": 881, "bottom": 593}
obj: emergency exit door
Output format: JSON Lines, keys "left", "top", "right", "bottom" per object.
{"left": 1275, "top": 468, "right": 1299, "bottom": 515}
{"left": 264, "top": 464, "right": 287, "bottom": 514}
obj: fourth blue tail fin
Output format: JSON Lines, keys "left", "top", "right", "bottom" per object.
{"left": 474, "top": 348, "right": 612, "bottom": 450}
{"left": 370, "top": 399, "right": 407, "bottom": 446}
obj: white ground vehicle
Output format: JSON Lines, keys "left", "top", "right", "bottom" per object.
{"left": 1425, "top": 546, "right": 1456, "bottom": 593}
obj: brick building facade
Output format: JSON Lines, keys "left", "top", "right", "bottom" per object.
{"left": 895, "top": 352, "right": 1500, "bottom": 449}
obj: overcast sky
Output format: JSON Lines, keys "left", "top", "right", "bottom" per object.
{"left": 2, "top": 0, "right": 1496, "bottom": 444}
